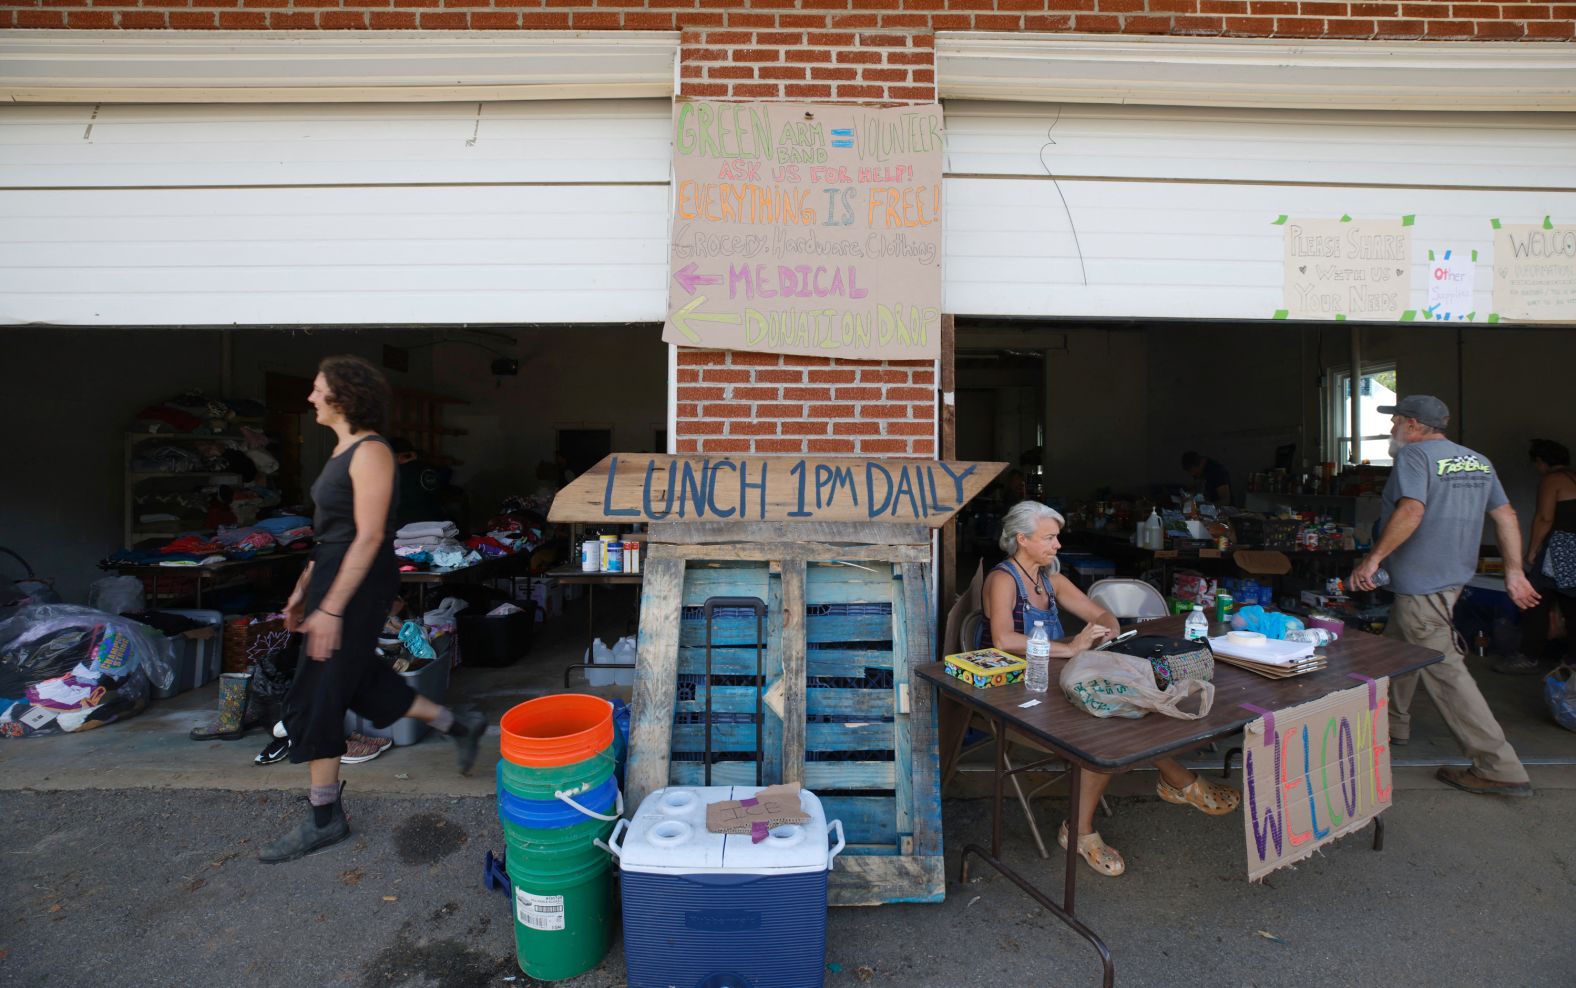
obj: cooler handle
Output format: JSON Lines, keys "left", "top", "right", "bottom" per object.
{"left": 826, "top": 818, "right": 845, "bottom": 870}
{"left": 556, "top": 786, "right": 624, "bottom": 822}
{"left": 602, "top": 818, "right": 630, "bottom": 860}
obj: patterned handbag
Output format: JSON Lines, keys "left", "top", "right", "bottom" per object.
{"left": 1106, "top": 634, "right": 1215, "bottom": 689}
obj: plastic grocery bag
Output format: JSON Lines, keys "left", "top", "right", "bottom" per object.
{"left": 86, "top": 575, "right": 146, "bottom": 615}
{"left": 1061, "top": 648, "right": 1214, "bottom": 721}
{"left": 1545, "top": 665, "right": 1576, "bottom": 734}
{"left": 0, "top": 604, "right": 173, "bottom": 737}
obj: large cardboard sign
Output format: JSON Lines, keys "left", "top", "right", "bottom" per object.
{"left": 1492, "top": 221, "right": 1576, "bottom": 321}
{"left": 663, "top": 101, "right": 945, "bottom": 359}
{"left": 547, "top": 454, "right": 1003, "bottom": 527}
{"left": 1283, "top": 217, "right": 1411, "bottom": 320}
{"left": 1242, "top": 680, "right": 1392, "bottom": 881}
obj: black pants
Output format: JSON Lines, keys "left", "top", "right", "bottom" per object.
{"left": 283, "top": 550, "right": 414, "bottom": 763}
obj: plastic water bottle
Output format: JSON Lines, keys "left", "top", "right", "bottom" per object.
{"left": 1372, "top": 568, "right": 1390, "bottom": 587}
{"left": 1185, "top": 604, "right": 1209, "bottom": 643}
{"left": 1025, "top": 621, "right": 1051, "bottom": 693}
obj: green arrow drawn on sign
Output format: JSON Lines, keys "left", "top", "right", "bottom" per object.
{"left": 671, "top": 295, "right": 741, "bottom": 343}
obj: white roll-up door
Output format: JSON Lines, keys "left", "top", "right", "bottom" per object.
{"left": 942, "top": 100, "right": 1576, "bottom": 321}
{"left": 0, "top": 98, "right": 671, "bottom": 325}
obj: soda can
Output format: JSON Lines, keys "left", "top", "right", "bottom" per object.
{"left": 580, "top": 540, "right": 599, "bottom": 573}
{"left": 1214, "top": 593, "right": 1233, "bottom": 622}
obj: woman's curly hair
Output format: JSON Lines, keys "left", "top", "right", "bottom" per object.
{"left": 319, "top": 354, "right": 391, "bottom": 433}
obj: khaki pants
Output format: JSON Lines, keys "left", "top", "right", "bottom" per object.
{"left": 1386, "top": 588, "right": 1529, "bottom": 784}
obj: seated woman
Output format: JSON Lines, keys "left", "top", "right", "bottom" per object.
{"left": 979, "top": 500, "right": 1240, "bottom": 878}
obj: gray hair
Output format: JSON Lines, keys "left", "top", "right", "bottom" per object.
{"left": 998, "top": 500, "right": 1065, "bottom": 575}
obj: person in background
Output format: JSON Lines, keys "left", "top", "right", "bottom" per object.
{"left": 1496, "top": 439, "right": 1576, "bottom": 674}
{"left": 1349, "top": 395, "right": 1537, "bottom": 798}
{"left": 979, "top": 501, "right": 1241, "bottom": 877}
{"left": 1181, "top": 450, "right": 1232, "bottom": 504}
{"left": 390, "top": 437, "right": 444, "bottom": 529}
{"left": 260, "top": 355, "right": 485, "bottom": 864}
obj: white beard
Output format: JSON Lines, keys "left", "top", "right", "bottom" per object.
{"left": 1388, "top": 436, "right": 1406, "bottom": 458}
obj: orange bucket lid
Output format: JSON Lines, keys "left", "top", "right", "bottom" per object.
{"left": 499, "top": 694, "right": 614, "bottom": 768}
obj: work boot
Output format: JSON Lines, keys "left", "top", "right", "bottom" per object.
{"left": 448, "top": 707, "right": 487, "bottom": 776}
{"left": 189, "top": 672, "right": 252, "bottom": 741}
{"left": 258, "top": 785, "right": 351, "bottom": 863}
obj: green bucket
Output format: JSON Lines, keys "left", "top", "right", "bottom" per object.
{"left": 502, "top": 815, "right": 617, "bottom": 981}
{"left": 498, "top": 743, "right": 616, "bottom": 801}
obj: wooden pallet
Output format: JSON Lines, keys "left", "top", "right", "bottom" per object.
{"left": 625, "top": 521, "right": 944, "bottom": 906}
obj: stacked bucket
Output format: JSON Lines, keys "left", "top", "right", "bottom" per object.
{"left": 497, "top": 694, "right": 621, "bottom": 981}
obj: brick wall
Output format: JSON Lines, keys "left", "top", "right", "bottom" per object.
{"left": 9, "top": 0, "right": 1565, "bottom": 456}
{"left": 675, "top": 351, "right": 935, "bottom": 456}
{"left": 7, "top": 3, "right": 1569, "bottom": 79}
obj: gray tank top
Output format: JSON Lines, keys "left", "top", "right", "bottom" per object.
{"left": 311, "top": 434, "right": 399, "bottom": 546}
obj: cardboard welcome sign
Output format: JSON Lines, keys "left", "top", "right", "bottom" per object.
{"left": 1242, "top": 680, "right": 1392, "bottom": 881}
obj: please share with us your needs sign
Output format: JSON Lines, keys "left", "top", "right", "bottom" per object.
{"left": 1242, "top": 680, "right": 1393, "bottom": 881}
{"left": 547, "top": 455, "right": 1003, "bottom": 527}
{"left": 662, "top": 101, "right": 945, "bottom": 360}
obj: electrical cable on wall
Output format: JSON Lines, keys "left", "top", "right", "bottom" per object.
{"left": 1038, "top": 105, "right": 1089, "bottom": 288}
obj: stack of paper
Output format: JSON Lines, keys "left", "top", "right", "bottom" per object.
{"left": 1207, "top": 636, "right": 1325, "bottom": 679}
{"left": 1207, "top": 636, "right": 1313, "bottom": 665}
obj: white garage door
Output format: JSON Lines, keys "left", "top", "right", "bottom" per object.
{"left": 942, "top": 100, "right": 1576, "bottom": 321}
{"left": 0, "top": 99, "right": 671, "bottom": 325}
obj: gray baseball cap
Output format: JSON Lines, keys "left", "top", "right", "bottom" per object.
{"left": 1377, "top": 394, "right": 1449, "bottom": 429}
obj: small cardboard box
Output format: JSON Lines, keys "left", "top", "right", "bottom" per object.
{"left": 944, "top": 647, "right": 1027, "bottom": 689}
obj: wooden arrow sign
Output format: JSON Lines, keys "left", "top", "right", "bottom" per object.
{"left": 548, "top": 454, "right": 1006, "bottom": 528}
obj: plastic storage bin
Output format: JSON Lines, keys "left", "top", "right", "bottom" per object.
{"left": 152, "top": 608, "right": 224, "bottom": 699}
{"left": 459, "top": 605, "right": 536, "bottom": 667}
{"left": 609, "top": 786, "right": 845, "bottom": 988}
{"left": 344, "top": 641, "right": 451, "bottom": 746}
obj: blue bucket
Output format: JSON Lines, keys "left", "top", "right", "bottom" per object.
{"left": 497, "top": 765, "right": 619, "bottom": 831}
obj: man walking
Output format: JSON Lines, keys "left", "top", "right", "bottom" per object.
{"left": 1350, "top": 395, "right": 1538, "bottom": 797}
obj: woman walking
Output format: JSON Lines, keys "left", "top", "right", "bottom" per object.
{"left": 260, "top": 355, "right": 484, "bottom": 864}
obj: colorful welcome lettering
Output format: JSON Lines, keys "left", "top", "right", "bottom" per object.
{"left": 1243, "top": 682, "right": 1393, "bottom": 881}
{"left": 1245, "top": 736, "right": 1285, "bottom": 860}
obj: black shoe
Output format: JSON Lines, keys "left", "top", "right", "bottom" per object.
{"left": 258, "top": 796, "right": 350, "bottom": 864}
{"left": 255, "top": 736, "right": 291, "bottom": 766}
{"left": 450, "top": 708, "right": 487, "bottom": 777}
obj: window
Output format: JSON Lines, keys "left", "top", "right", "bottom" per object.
{"left": 1325, "top": 364, "right": 1397, "bottom": 466}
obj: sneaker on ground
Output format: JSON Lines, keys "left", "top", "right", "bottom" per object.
{"left": 340, "top": 733, "right": 393, "bottom": 764}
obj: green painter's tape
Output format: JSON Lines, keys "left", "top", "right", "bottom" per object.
{"left": 1340, "top": 214, "right": 1353, "bottom": 223}
{"left": 1427, "top": 250, "right": 1435, "bottom": 261}
{"left": 1488, "top": 313, "right": 1501, "bottom": 323}
{"left": 1545, "top": 215, "right": 1555, "bottom": 230}
{"left": 1400, "top": 310, "right": 1417, "bottom": 322}
{"left": 1401, "top": 214, "right": 1415, "bottom": 227}
{"left": 1272, "top": 215, "right": 1288, "bottom": 225}
{"left": 1467, "top": 311, "right": 1476, "bottom": 322}
{"left": 1272, "top": 309, "right": 1290, "bottom": 320}
{"left": 1335, "top": 313, "right": 1347, "bottom": 321}
{"left": 1471, "top": 250, "right": 1479, "bottom": 261}
{"left": 1491, "top": 218, "right": 1502, "bottom": 229}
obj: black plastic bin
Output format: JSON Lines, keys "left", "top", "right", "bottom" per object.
{"left": 457, "top": 602, "right": 536, "bottom": 667}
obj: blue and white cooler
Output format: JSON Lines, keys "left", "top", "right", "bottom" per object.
{"left": 609, "top": 785, "right": 845, "bottom": 988}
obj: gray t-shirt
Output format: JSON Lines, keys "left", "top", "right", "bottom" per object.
{"left": 1378, "top": 438, "right": 1509, "bottom": 595}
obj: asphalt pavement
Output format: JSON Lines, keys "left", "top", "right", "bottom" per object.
{"left": 3, "top": 770, "right": 1572, "bottom": 987}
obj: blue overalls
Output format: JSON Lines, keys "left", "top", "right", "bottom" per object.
{"left": 976, "top": 559, "right": 1064, "bottom": 650}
